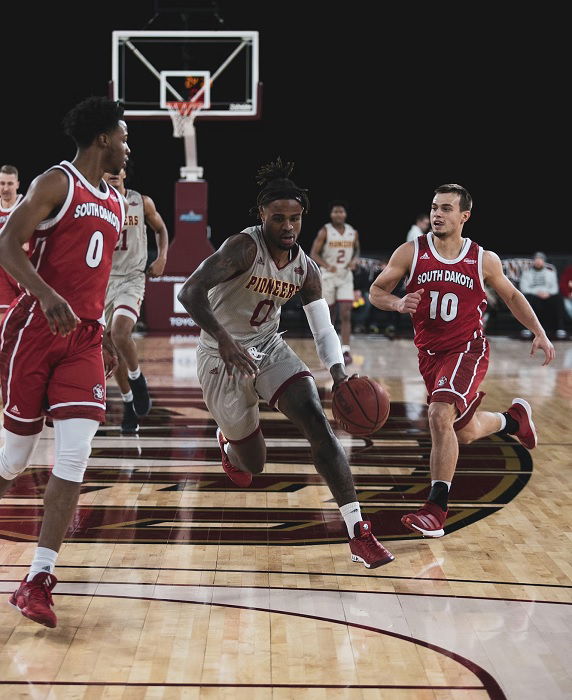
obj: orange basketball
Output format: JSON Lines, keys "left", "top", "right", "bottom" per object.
{"left": 332, "top": 375, "right": 390, "bottom": 436}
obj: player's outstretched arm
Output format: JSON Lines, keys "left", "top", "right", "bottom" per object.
{"left": 176, "top": 234, "right": 259, "bottom": 377}
{"left": 300, "top": 258, "right": 347, "bottom": 387}
{"left": 483, "top": 250, "right": 555, "bottom": 366}
{"left": 369, "top": 242, "right": 421, "bottom": 313}
{"left": 143, "top": 194, "right": 169, "bottom": 278}
{"left": 0, "top": 169, "right": 81, "bottom": 336}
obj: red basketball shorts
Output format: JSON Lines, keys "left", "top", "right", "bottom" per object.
{"left": 418, "top": 336, "right": 490, "bottom": 431}
{"left": 0, "top": 268, "right": 21, "bottom": 311}
{"left": 0, "top": 298, "right": 106, "bottom": 435}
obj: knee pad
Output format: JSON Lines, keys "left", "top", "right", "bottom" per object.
{"left": 52, "top": 419, "right": 99, "bottom": 483}
{"left": 0, "top": 430, "right": 41, "bottom": 480}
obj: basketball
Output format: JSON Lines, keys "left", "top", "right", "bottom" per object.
{"left": 332, "top": 375, "right": 390, "bottom": 436}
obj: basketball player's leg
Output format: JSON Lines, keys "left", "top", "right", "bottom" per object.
{"left": 322, "top": 275, "right": 337, "bottom": 324}
{"left": 277, "top": 375, "right": 394, "bottom": 567}
{"left": 0, "top": 302, "right": 47, "bottom": 497}
{"left": 338, "top": 301, "right": 353, "bottom": 349}
{"left": 110, "top": 312, "right": 145, "bottom": 426}
{"left": 9, "top": 328, "right": 108, "bottom": 627}
{"left": 277, "top": 376, "right": 356, "bottom": 505}
{"left": 402, "top": 339, "right": 489, "bottom": 537}
{"left": 196, "top": 346, "right": 266, "bottom": 482}
{"left": 455, "top": 409, "right": 503, "bottom": 444}
{"left": 0, "top": 429, "right": 42, "bottom": 497}
{"left": 38, "top": 418, "right": 99, "bottom": 551}
{"left": 255, "top": 338, "right": 393, "bottom": 566}
{"left": 108, "top": 277, "right": 150, "bottom": 417}
{"left": 9, "top": 418, "right": 100, "bottom": 628}
{"left": 336, "top": 271, "right": 355, "bottom": 363}
{"left": 427, "top": 400, "right": 459, "bottom": 483}
{"left": 110, "top": 313, "right": 138, "bottom": 384}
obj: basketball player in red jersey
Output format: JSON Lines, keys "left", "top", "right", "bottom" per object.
{"left": 0, "top": 96, "right": 129, "bottom": 628}
{"left": 370, "top": 184, "right": 555, "bottom": 538}
{"left": 0, "top": 164, "right": 25, "bottom": 325}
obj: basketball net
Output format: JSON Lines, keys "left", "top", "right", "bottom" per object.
{"left": 166, "top": 101, "right": 205, "bottom": 180}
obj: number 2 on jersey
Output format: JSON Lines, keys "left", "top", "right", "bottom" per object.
{"left": 428, "top": 290, "right": 458, "bottom": 322}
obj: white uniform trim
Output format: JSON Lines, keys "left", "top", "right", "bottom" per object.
{"left": 428, "top": 233, "right": 472, "bottom": 264}
{"left": 4, "top": 305, "right": 35, "bottom": 409}
{"left": 49, "top": 401, "right": 106, "bottom": 410}
{"left": 113, "top": 307, "right": 138, "bottom": 324}
{"left": 3, "top": 411, "right": 44, "bottom": 422}
{"left": 404, "top": 236, "right": 419, "bottom": 287}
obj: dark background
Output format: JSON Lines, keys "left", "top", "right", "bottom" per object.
{"left": 2, "top": 1, "right": 565, "bottom": 258}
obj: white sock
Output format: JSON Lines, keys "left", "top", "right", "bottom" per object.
{"left": 340, "top": 501, "right": 363, "bottom": 538}
{"left": 496, "top": 413, "right": 506, "bottom": 431}
{"left": 27, "top": 547, "right": 58, "bottom": 581}
{"left": 341, "top": 344, "right": 351, "bottom": 353}
{"left": 121, "top": 391, "right": 133, "bottom": 403}
{"left": 128, "top": 367, "right": 141, "bottom": 380}
{"left": 431, "top": 480, "right": 451, "bottom": 490}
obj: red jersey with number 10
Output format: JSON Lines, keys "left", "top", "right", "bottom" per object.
{"left": 22, "top": 161, "right": 126, "bottom": 322}
{"left": 405, "top": 233, "right": 488, "bottom": 353}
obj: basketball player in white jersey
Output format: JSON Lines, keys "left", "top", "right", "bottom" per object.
{"left": 310, "top": 202, "right": 360, "bottom": 365}
{"left": 177, "top": 158, "right": 394, "bottom": 569}
{"left": 103, "top": 168, "right": 169, "bottom": 433}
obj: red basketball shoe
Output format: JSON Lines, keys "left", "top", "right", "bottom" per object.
{"left": 216, "top": 428, "right": 253, "bottom": 487}
{"left": 401, "top": 501, "right": 447, "bottom": 538}
{"left": 9, "top": 572, "right": 58, "bottom": 628}
{"left": 349, "top": 521, "right": 395, "bottom": 568}
{"left": 506, "top": 398, "right": 537, "bottom": 449}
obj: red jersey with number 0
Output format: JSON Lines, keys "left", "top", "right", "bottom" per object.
{"left": 21, "top": 160, "right": 126, "bottom": 322}
{"left": 405, "top": 233, "right": 488, "bottom": 353}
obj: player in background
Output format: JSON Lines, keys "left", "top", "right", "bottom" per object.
{"left": 103, "top": 167, "right": 169, "bottom": 433}
{"left": 0, "top": 165, "right": 25, "bottom": 324}
{"left": 310, "top": 201, "right": 360, "bottom": 365}
{"left": 0, "top": 96, "right": 129, "bottom": 628}
{"left": 177, "top": 157, "right": 394, "bottom": 570}
{"left": 370, "top": 183, "right": 555, "bottom": 538}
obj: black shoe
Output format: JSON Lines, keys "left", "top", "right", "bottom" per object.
{"left": 121, "top": 401, "right": 139, "bottom": 434}
{"left": 128, "top": 373, "right": 152, "bottom": 417}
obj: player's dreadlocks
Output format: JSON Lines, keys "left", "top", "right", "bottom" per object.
{"left": 250, "top": 156, "right": 310, "bottom": 216}
{"left": 62, "top": 96, "right": 125, "bottom": 149}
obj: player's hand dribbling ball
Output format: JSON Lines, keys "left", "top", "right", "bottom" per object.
{"left": 332, "top": 375, "right": 390, "bottom": 436}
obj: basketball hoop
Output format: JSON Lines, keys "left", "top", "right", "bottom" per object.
{"left": 166, "top": 100, "right": 204, "bottom": 138}
{"left": 166, "top": 101, "right": 205, "bottom": 180}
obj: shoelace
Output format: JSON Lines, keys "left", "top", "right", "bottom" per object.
{"left": 27, "top": 581, "right": 54, "bottom": 607}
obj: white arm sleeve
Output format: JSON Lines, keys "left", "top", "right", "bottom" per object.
{"left": 303, "top": 298, "right": 344, "bottom": 369}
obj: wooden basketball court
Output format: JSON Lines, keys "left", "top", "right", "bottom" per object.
{"left": 1, "top": 332, "right": 571, "bottom": 699}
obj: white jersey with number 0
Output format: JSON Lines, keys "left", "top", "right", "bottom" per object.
{"left": 199, "top": 226, "right": 309, "bottom": 352}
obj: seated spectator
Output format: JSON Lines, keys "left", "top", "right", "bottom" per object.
{"left": 518, "top": 251, "right": 567, "bottom": 340}
{"left": 559, "top": 263, "right": 572, "bottom": 327}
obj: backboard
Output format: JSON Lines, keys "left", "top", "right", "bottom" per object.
{"left": 110, "top": 30, "right": 260, "bottom": 121}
